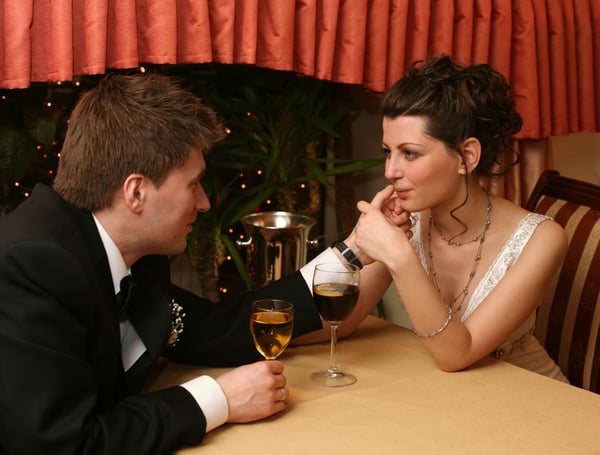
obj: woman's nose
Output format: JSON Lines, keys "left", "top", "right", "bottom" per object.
{"left": 384, "top": 154, "right": 403, "bottom": 181}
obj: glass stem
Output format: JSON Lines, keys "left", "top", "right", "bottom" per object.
{"left": 328, "top": 323, "right": 340, "bottom": 373}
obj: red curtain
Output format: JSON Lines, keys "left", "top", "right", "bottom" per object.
{"left": 1, "top": 0, "right": 599, "bottom": 139}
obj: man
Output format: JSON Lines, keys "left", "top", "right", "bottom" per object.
{"left": 0, "top": 74, "right": 334, "bottom": 454}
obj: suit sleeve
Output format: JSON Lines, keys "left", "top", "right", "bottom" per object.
{"left": 165, "top": 271, "right": 323, "bottom": 366}
{"left": 0, "top": 241, "right": 205, "bottom": 455}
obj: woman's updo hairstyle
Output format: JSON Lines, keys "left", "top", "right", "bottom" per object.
{"left": 381, "top": 55, "right": 523, "bottom": 176}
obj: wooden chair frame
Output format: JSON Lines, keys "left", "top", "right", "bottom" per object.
{"left": 526, "top": 170, "right": 600, "bottom": 393}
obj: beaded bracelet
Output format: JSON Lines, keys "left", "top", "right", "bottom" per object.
{"left": 411, "top": 304, "right": 452, "bottom": 337}
{"left": 332, "top": 240, "right": 363, "bottom": 270}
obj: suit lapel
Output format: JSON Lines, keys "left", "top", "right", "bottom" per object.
{"left": 124, "top": 256, "right": 172, "bottom": 392}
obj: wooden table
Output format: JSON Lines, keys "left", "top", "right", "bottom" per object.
{"left": 149, "top": 317, "right": 600, "bottom": 454}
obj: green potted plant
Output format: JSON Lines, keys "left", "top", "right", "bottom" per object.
{"left": 170, "top": 65, "right": 382, "bottom": 300}
{"left": 0, "top": 90, "right": 56, "bottom": 215}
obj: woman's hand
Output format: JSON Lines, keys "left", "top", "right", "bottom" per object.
{"left": 353, "top": 185, "right": 412, "bottom": 265}
{"left": 342, "top": 185, "right": 411, "bottom": 267}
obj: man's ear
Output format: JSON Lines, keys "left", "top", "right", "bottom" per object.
{"left": 458, "top": 137, "right": 481, "bottom": 175}
{"left": 122, "top": 174, "right": 146, "bottom": 213}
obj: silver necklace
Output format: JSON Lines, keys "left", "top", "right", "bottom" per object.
{"left": 426, "top": 192, "right": 492, "bottom": 313}
{"left": 431, "top": 194, "right": 492, "bottom": 246}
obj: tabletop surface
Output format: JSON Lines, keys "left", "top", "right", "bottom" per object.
{"left": 149, "top": 316, "right": 600, "bottom": 455}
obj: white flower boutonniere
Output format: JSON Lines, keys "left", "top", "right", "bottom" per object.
{"left": 168, "top": 299, "right": 186, "bottom": 346}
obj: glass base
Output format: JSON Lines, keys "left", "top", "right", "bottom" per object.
{"left": 310, "top": 369, "right": 357, "bottom": 387}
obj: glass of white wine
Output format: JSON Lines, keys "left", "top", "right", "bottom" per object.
{"left": 311, "top": 262, "right": 360, "bottom": 386}
{"left": 250, "top": 299, "right": 294, "bottom": 360}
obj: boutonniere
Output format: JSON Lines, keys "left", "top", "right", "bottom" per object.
{"left": 168, "top": 299, "right": 186, "bottom": 346}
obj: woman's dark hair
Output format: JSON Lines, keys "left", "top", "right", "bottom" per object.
{"left": 381, "top": 55, "right": 523, "bottom": 176}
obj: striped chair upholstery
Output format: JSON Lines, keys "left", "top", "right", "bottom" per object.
{"left": 526, "top": 170, "right": 600, "bottom": 393}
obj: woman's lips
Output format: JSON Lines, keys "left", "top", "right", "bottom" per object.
{"left": 394, "top": 188, "right": 410, "bottom": 198}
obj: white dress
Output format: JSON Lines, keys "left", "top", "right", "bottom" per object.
{"left": 403, "top": 212, "right": 569, "bottom": 383}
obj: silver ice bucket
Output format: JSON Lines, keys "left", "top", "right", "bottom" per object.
{"left": 237, "top": 211, "right": 317, "bottom": 288}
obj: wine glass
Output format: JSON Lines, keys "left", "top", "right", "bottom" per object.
{"left": 311, "top": 262, "right": 360, "bottom": 386}
{"left": 250, "top": 299, "right": 294, "bottom": 360}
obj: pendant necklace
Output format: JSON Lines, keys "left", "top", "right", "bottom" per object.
{"left": 426, "top": 191, "right": 493, "bottom": 314}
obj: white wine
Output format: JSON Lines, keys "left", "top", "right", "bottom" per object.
{"left": 250, "top": 311, "right": 293, "bottom": 360}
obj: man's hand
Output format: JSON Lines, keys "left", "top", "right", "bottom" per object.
{"left": 342, "top": 186, "right": 412, "bottom": 267}
{"left": 352, "top": 185, "right": 413, "bottom": 264}
{"left": 216, "top": 360, "right": 288, "bottom": 423}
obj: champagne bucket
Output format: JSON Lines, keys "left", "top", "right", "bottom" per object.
{"left": 237, "top": 211, "right": 317, "bottom": 288}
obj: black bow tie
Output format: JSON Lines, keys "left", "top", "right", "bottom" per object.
{"left": 116, "top": 275, "right": 136, "bottom": 322}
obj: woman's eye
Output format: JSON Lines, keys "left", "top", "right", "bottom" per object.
{"left": 403, "top": 149, "right": 419, "bottom": 160}
{"left": 381, "top": 147, "right": 391, "bottom": 158}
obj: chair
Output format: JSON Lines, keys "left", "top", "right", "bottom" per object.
{"left": 525, "top": 170, "right": 600, "bottom": 393}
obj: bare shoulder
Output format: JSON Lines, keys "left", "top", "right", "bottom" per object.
{"left": 492, "top": 196, "right": 568, "bottom": 256}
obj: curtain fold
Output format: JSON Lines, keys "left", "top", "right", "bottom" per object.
{"left": 3, "top": 0, "right": 598, "bottom": 140}
{"left": 2, "top": 1, "right": 598, "bottom": 141}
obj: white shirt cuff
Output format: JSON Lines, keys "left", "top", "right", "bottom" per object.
{"left": 299, "top": 248, "right": 341, "bottom": 294}
{"left": 181, "top": 375, "right": 229, "bottom": 432}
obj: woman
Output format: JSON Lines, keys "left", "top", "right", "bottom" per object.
{"left": 308, "top": 55, "right": 569, "bottom": 382}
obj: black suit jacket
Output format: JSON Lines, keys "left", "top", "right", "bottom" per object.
{"left": 0, "top": 184, "right": 322, "bottom": 455}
